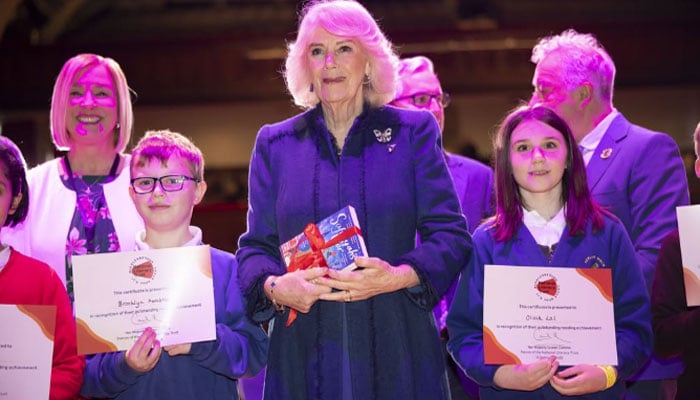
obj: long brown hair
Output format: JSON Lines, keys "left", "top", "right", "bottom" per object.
{"left": 491, "top": 105, "right": 604, "bottom": 242}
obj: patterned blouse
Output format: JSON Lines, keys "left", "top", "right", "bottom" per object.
{"left": 62, "top": 157, "right": 121, "bottom": 301}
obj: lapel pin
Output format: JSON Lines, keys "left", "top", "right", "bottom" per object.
{"left": 600, "top": 148, "right": 612, "bottom": 159}
{"left": 387, "top": 144, "right": 396, "bottom": 153}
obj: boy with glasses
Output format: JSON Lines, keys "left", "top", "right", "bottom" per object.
{"left": 81, "top": 129, "right": 268, "bottom": 399}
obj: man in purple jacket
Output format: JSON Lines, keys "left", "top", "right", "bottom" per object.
{"left": 529, "top": 28, "right": 689, "bottom": 400}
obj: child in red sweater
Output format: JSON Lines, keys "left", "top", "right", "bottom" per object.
{"left": 0, "top": 136, "right": 84, "bottom": 399}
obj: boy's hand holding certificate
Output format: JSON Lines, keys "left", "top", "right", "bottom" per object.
{"left": 72, "top": 245, "right": 216, "bottom": 355}
{"left": 280, "top": 205, "right": 368, "bottom": 325}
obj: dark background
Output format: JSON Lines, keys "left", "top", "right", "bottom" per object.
{"left": 1, "top": 0, "right": 699, "bottom": 251}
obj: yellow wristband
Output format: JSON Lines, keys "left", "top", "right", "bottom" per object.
{"left": 597, "top": 365, "right": 617, "bottom": 390}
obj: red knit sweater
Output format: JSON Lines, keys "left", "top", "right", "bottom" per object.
{"left": 0, "top": 248, "right": 84, "bottom": 400}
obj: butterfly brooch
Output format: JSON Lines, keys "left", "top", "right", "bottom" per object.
{"left": 373, "top": 128, "right": 392, "bottom": 143}
{"left": 373, "top": 128, "right": 396, "bottom": 152}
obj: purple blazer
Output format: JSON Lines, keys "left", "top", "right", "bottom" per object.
{"left": 445, "top": 152, "right": 494, "bottom": 234}
{"left": 586, "top": 113, "right": 689, "bottom": 380}
{"left": 434, "top": 153, "right": 493, "bottom": 328}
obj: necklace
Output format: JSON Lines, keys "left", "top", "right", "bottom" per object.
{"left": 82, "top": 175, "right": 106, "bottom": 186}
{"left": 62, "top": 154, "right": 120, "bottom": 190}
{"left": 62, "top": 154, "right": 120, "bottom": 254}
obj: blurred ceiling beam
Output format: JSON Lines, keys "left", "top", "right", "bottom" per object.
{"left": 246, "top": 36, "right": 536, "bottom": 61}
{"left": 37, "top": 0, "right": 87, "bottom": 44}
{"left": 0, "top": 0, "right": 22, "bottom": 42}
{"left": 0, "top": 1, "right": 697, "bottom": 109}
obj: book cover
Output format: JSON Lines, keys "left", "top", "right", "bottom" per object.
{"left": 280, "top": 205, "right": 367, "bottom": 271}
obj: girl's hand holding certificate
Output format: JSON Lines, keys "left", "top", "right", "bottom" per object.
{"left": 493, "top": 356, "right": 558, "bottom": 391}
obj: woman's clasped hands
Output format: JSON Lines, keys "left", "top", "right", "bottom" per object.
{"left": 317, "top": 256, "right": 420, "bottom": 303}
{"left": 267, "top": 256, "right": 420, "bottom": 313}
{"left": 266, "top": 267, "right": 331, "bottom": 313}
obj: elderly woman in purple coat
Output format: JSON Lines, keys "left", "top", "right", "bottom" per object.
{"left": 236, "top": 1, "right": 471, "bottom": 399}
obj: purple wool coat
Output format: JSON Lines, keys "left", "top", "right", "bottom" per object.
{"left": 237, "top": 104, "right": 472, "bottom": 400}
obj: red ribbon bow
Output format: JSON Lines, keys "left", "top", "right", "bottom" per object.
{"left": 284, "top": 223, "right": 362, "bottom": 326}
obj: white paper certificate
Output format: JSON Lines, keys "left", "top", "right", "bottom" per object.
{"left": 72, "top": 245, "right": 216, "bottom": 355}
{"left": 676, "top": 205, "right": 700, "bottom": 306}
{"left": 0, "top": 304, "right": 55, "bottom": 400}
{"left": 483, "top": 264, "right": 617, "bottom": 366}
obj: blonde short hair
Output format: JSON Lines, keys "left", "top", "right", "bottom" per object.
{"left": 50, "top": 53, "right": 134, "bottom": 152}
{"left": 284, "top": 0, "right": 399, "bottom": 109}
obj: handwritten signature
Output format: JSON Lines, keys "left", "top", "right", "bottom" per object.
{"left": 130, "top": 313, "right": 162, "bottom": 325}
{"left": 533, "top": 328, "right": 572, "bottom": 343}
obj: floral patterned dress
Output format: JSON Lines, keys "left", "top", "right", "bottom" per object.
{"left": 62, "top": 156, "right": 121, "bottom": 301}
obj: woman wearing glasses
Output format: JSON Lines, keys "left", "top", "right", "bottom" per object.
{"left": 1, "top": 53, "right": 143, "bottom": 301}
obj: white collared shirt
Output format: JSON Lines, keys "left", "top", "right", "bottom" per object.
{"left": 578, "top": 109, "right": 619, "bottom": 166}
{"left": 522, "top": 207, "right": 566, "bottom": 247}
{"left": 135, "top": 226, "right": 203, "bottom": 250}
{"left": 0, "top": 245, "right": 11, "bottom": 271}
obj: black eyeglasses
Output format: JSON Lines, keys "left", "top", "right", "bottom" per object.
{"left": 393, "top": 92, "right": 451, "bottom": 108}
{"left": 130, "top": 175, "right": 200, "bottom": 194}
